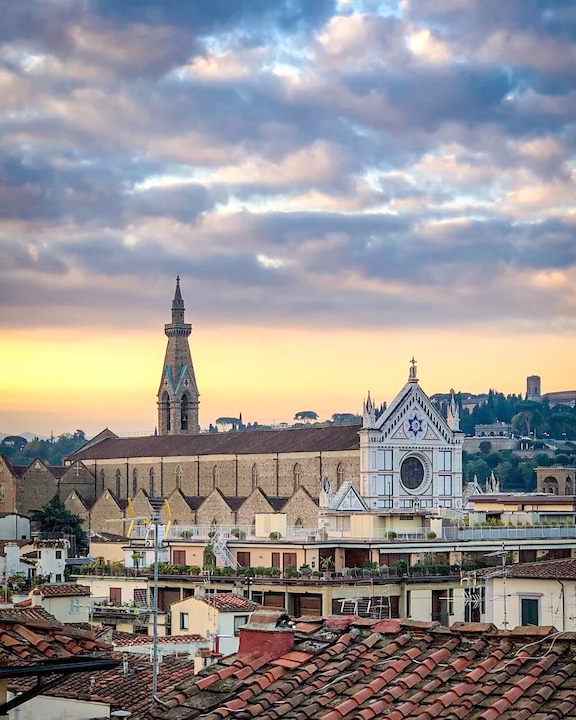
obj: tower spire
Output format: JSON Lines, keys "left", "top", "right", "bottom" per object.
{"left": 157, "top": 278, "right": 200, "bottom": 436}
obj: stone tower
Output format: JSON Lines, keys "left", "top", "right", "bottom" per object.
{"left": 157, "top": 277, "right": 200, "bottom": 435}
{"left": 526, "top": 375, "right": 542, "bottom": 402}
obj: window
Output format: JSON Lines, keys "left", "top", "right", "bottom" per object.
{"left": 161, "top": 391, "right": 171, "bottom": 432}
{"left": 180, "top": 612, "right": 189, "bottom": 630}
{"left": 132, "top": 468, "right": 138, "bottom": 496}
{"left": 283, "top": 552, "right": 297, "bottom": 571}
{"left": 115, "top": 468, "right": 122, "bottom": 498}
{"left": 55, "top": 550, "right": 62, "bottom": 559}
{"left": 69, "top": 598, "right": 80, "bottom": 615}
{"left": 109, "top": 587, "right": 122, "bottom": 605}
{"left": 293, "top": 463, "right": 301, "bottom": 491}
{"left": 252, "top": 591, "right": 264, "bottom": 604}
{"left": 181, "top": 395, "right": 189, "bottom": 431}
{"left": 251, "top": 464, "right": 258, "bottom": 490}
{"left": 0, "top": 485, "right": 5, "bottom": 501}
{"left": 234, "top": 615, "right": 249, "bottom": 635}
{"left": 400, "top": 457, "right": 424, "bottom": 490}
{"left": 382, "top": 450, "right": 393, "bottom": 471}
{"left": 439, "top": 451, "right": 452, "bottom": 472}
{"left": 521, "top": 597, "right": 539, "bottom": 626}
{"left": 173, "top": 550, "right": 186, "bottom": 566}
{"left": 176, "top": 465, "right": 182, "bottom": 490}
{"left": 55, "top": 574, "right": 62, "bottom": 583}
{"left": 271, "top": 552, "right": 280, "bottom": 569}
{"left": 439, "top": 475, "right": 452, "bottom": 496}
{"left": 149, "top": 468, "right": 155, "bottom": 497}
{"left": 294, "top": 518, "right": 303, "bottom": 528}
{"left": 465, "top": 587, "right": 485, "bottom": 622}
{"left": 99, "top": 469, "right": 106, "bottom": 493}
{"left": 336, "top": 463, "right": 344, "bottom": 487}
{"left": 212, "top": 465, "right": 218, "bottom": 489}
{"left": 406, "top": 590, "right": 411, "bottom": 618}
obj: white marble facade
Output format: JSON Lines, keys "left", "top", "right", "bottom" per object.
{"left": 359, "top": 361, "right": 463, "bottom": 513}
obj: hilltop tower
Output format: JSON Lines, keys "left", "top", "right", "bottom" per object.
{"left": 157, "top": 277, "right": 200, "bottom": 435}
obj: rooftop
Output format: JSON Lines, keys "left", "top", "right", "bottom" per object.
{"left": 504, "top": 557, "right": 576, "bottom": 580}
{"left": 144, "top": 616, "right": 576, "bottom": 720}
{"left": 204, "top": 594, "right": 261, "bottom": 613}
{"left": 68, "top": 424, "right": 361, "bottom": 461}
{"left": 31, "top": 583, "right": 91, "bottom": 598}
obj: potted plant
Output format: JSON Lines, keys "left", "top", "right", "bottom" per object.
{"left": 320, "top": 556, "right": 334, "bottom": 579}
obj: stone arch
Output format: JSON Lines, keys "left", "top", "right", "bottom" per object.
{"left": 181, "top": 394, "right": 189, "bottom": 432}
{"left": 99, "top": 469, "right": 106, "bottom": 495}
{"left": 293, "top": 463, "right": 301, "bottom": 492}
{"left": 542, "top": 476, "right": 559, "bottom": 494}
{"left": 295, "top": 517, "right": 303, "bottom": 528}
{"left": 160, "top": 391, "right": 170, "bottom": 433}
{"left": 149, "top": 467, "right": 155, "bottom": 497}
{"left": 566, "top": 477, "right": 573, "bottom": 495}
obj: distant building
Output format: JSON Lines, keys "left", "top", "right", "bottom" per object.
{"left": 526, "top": 374, "right": 576, "bottom": 408}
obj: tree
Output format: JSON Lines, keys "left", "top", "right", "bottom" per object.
{"left": 31, "top": 494, "right": 88, "bottom": 554}
{"left": 479, "top": 440, "right": 492, "bottom": 454}
{"left": 294, "top": 411, "right": 318, "bottom": 422}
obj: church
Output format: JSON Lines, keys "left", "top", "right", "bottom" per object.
{"left": 57, "top": 278, "right": 465, "bottom": 534}
{"left": 0, "top": 279, "right": 466, "bottom": 533}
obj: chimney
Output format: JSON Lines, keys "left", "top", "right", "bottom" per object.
{"left": 237, "top": 609, "right": 294, "bottom": 661}
{"left": 194, "top": 585, "right": 206, "bottom": 599}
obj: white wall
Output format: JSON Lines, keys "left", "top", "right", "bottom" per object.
{"left": 8, "top": 693, "right": 110, "bottom": 720}
{"left": 0, "top": 515, "right": 30, "bottom": 540}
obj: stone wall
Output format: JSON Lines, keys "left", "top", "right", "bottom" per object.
{"left": 0, "top": 457, "right": 17, "bottom": 515}
{"left": 282, "top": 488, "right": 320, "bottom": 529}
{"left": 17, "top": 461, "right": 59, "bottom": 516}
{"left": 59, "top": 462, "right": 97, "bottom": 506}
{"left": 235, "top": 489, "right": 275, "bottom": 526}
{"left": 196, "top": 490, "right": 235, "bottom": 526}
{"left": 90, "top": 490, "right": 125, "bottom": 534}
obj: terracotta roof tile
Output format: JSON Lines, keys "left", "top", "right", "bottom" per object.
{"left": 138, "top": 618, "right": 576, "bottom": 720}
{"left": 204, "top": 593, "right": 260, "bottom": 613}
{"left": 33, "top": 583, "right": 91, "bottom": 598}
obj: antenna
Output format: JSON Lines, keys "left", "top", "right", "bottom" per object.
{"left": 485, "top": 544, "right": 509, "bottom": 629}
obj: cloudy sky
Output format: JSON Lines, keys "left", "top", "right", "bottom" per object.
{"left": 1, "top": 0, "right": 575, "bottom": 436}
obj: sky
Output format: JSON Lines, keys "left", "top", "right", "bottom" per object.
{"left": 1, "top": 0, "right": 575, "bottom": 438}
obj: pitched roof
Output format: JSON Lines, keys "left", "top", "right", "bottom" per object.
{"left": 144, "top": 617, "right": 576, "bottom": 720}
{"left": 204, "top": 594, "right": 260, "bottom": 612}
{"left": 69, "top": 424, "right": 361, "bottom": 461}
{"left": 32, "top": 583, "right": 91, "bottom": 598}
{"left": 504, "top": 557, "right": 576, "bottom": 580}
{"left": 107, "top": 631, "right": 205, "bottom": 646}
{"left": 7, "top": 651, "right": 194, "bottom": 716}
{"left": 0, "top": 607, "right": 111, "bottom": 667}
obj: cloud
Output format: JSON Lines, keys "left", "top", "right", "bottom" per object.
{"left": 0, "top": 0, "right": 575, "bottom": 338}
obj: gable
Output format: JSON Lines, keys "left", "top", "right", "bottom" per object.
{"left": 330, "top": 482, "right": 367, "bottom": 512}
{"left": 377, "top": 384, "right": 454, "bottom": 443}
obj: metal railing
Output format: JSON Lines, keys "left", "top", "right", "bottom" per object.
{"left": 129, "top": 524, "right": 319, "bottom": 541}
{"left": 445, "top": 525, "right": 576, "bottom": 541}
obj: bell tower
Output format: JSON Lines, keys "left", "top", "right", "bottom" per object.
{"left": 157, "top": 277, "right": 200, "bottom": 435}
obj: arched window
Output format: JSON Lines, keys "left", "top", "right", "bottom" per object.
{"left": 99, "top": 469, "right": 106, "bottom": 494}
{"left": 0, "top": 485, "right": 5, "bottom": 501}
{"left": 132, "top": 468, "right": 138, "bottom": 496}
{"left": 176, "top": 465, "right": 182, "bottom": 491}
{"left": 211, "top": 517, "right": 218, "bottom": 529}
{"left": 295, "top": 517, "right": 303, "bottom": 528}
{"left": 293, "top": 463, "right": 301, "bottom": 492}
{"left": 251, "top": 464, "right": 258, "bottom": 490}
{"left": 542, "top": 476, "right": 558, "bottom": 495}
{"left": 566, "top": 477, "right": 573, "bottom": 495}
{"left": 181, "top": 395, "right": 189, "bottom": 432}
{"left": 149, "top": 468, "right": 155, "bottom": 497}
{"left": 336, "top": 463, "right": 344, "bottom": 488}
{"left": 212, "top": 465, "right": 218, "bottom": 489}
{"left": 115, "top": 469, "right": 121, "bottom": 498}
{"left": 160, "top": 391, "right": 170, "bottom": 433}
